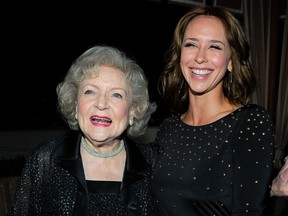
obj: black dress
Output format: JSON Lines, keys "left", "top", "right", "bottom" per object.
{"left": 86, "top": 181, "right": 126, "bottom": 215}
{"left": 151, "top": 104, "right": 275, "bottom": 215}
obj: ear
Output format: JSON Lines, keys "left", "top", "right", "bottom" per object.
{"left": 227, "top": 59, "right": 233, "bottom": 72}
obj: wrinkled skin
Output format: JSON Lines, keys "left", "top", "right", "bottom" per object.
{"left": 271, "top": 156, "right": 288, "bottom": 196}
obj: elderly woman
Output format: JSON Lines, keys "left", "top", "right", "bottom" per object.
{"left": 7, "top": 45, "right": 158, "bottom": 216}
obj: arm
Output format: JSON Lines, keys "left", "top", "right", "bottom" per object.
{"left": 232, "top": 106, "right": 275, "bottom": 215}
{"left": 271, "top": 156, "right": 288, "bottom": 196}
{"left": 7, "top": 143, "right": 49, "bottom": 216}
{"left": 7, "top": 155, "right": 36, "bottom": 215}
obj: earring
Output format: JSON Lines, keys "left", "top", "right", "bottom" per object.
{"left": 230, "top": 73, "right": 233, "bottom": 83}
{"left": 75, "top": 113, "right": 78, "bottom": 120}
{"left": 129, "top": 118, "right": 134, "bottom": 126}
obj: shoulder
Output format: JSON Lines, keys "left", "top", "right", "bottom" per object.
{"left": 131, "top": 140, "right": 159, "bottom": 169}
{"left": 236, "top": 104, "right": 273, "bottom": 124}
{"left": 25, "top": 134, "right": 68, "bottom": 164}
{"left": 159, "top": 112, "right": 181, "bottom": 127}
{"left": 240, "top": 103, "right": 270, "bottom": 115}
{"left": 27, "top": 140, "right": 58, "bottom": 159}
{"left": 18, "top": 139, "right": 61, "bottom": 178}
{"left": 135, "top": 142, "right": 159, "bottom": 158}
{"left": 234, "top": 104, "right": 275, "bottom": 140}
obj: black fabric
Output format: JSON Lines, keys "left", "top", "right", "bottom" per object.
{"left": 87, "top": 180, "right": 121, "bottom": 193}
{"left": 7, "top": 131, "right": 159, "bottom": 216}
{"left": 151, "top": 104, "right": 275, "bottom": 216}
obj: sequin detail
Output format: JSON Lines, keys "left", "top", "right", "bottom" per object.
{"left": 151, "top": 104, "right": 275, "bottom": 215}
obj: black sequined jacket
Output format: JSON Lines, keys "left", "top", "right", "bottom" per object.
{"left": 7, "top": 131, "right": 159, "bottom": 216}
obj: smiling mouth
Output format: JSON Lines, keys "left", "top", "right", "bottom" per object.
{"left": 90, "top": 116, "right": 112, "bottom": 125}
{"left": 192, "top": 69, "right": 211, "bottom": 75}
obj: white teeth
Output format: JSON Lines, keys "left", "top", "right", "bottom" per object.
{"left": 192, "top": 69, "right": 210, "bottom": 75}
{"left": 91, "top": 117, "right": 112, "bottom": 124}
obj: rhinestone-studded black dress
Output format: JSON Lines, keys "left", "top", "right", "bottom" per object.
{"left": 151, "top": 104, "right": 275, "bottom": 215}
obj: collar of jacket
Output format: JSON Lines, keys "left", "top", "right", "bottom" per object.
{"left": 51, "top": 130, "right": 152, "bottom": 188}
{"left": 51, "top": 131, "right": 153, "bottom": 215}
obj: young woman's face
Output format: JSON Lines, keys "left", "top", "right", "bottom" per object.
{"left": 76, "top": 66, "right": 132, "bottom": 144}
{"left": 180, "top": 15, "right": 232, "bottom": 95}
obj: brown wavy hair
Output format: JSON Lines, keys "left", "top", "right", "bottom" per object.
{"left": 158, "top": 6, "right": 256, "bottom": 114}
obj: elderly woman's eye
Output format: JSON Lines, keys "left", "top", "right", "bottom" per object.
{"left": 112, "top": 92, "right": 123, "bottom": 98}
{"left": 84, "top": 90, "right": 94, "bottom": 94}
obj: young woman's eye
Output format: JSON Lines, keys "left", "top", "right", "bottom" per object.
{"left": 210, "top": 45, "right": 222, "bottom": 50}
{"left": 184, "top": 42, "right": 197, "bottom": 48}
{"left": 112, "top": 92, "right": 123, "bottom": 98}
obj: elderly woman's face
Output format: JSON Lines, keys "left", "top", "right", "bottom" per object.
{"left": 76, "top": 66, "right": 131, "bottom": 144}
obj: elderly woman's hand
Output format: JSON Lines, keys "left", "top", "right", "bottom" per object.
{"left": 271, "top": 156, "right": 288, "bottom": 196}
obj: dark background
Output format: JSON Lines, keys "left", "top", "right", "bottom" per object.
{"left": 1, "top": 2, "right": 287, "bottom": 215}
{"left": 2, "top": 1, "right": 191, "bottom": 130}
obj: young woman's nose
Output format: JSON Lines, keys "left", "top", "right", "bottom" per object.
{"left": 195, "top": 47, "right": 208, "bottom": 63}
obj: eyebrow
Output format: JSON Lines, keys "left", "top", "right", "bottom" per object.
{"left": 210, "top": 39, "right": 225, "bottom": 46}
{"left": 184, "top": 38, "right": 226, "bottom": 46}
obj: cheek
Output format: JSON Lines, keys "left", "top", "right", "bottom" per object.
{"left": 114, "top": 105, "right": 130, "bottom": 121}
{"left": 77, "top": 99, "right": 90, "bottom": 115}
{"left": 180, "top": 50, "right": 194, "bottom": 64}
{"left": 210, "top": 55, "right": 230, "bottom": 68}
